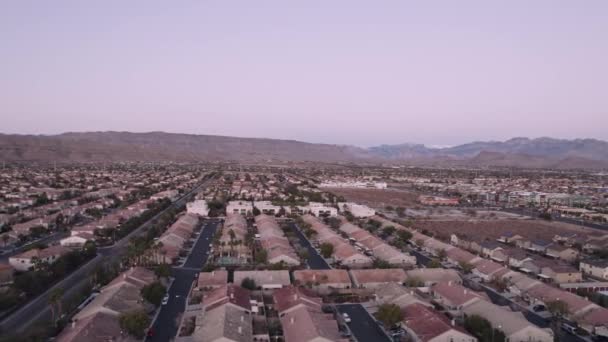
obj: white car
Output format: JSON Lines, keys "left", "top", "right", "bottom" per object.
{"left": 342, "top": 313, "right": 351, "bottom": 323}
{"left": 161, "top": 295, "right": 169, "bottom": 305}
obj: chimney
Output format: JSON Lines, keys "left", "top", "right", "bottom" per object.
{"left": 448, "top": 281, "right": 452, "bottom": 286}
{"left": 313, "top": 274, "right": 317, "bottom": 281}
{"left": 72, "top": 321, "right": 76, "bottom": 328}
{"left": 238, "top": 326, "right": 242, "bottom": 334}
{"left": 451, "top": 319, "right": 455, "bottom": 327}
{"left": 464, "top": 289, "right": 468, "bottom": 295}
{"left": 294, "top": 294, "right": 298, "bottom": 300}
{"left": 212, "top": 271, "right": 215, "bottom": 276}
{"left": 241, "top": 315, "right": 244, "bottom": 322}
{"left": 290, "top": 317, "right": 295, "bottom": 325}
{"left": 230, "top": 292, "right": 234, "bottom": 299}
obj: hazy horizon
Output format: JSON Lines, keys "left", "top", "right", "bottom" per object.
{"left": 1, "top": 1, "right": 607, "bottom": 146}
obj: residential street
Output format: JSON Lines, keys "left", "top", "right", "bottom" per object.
{"left": 288, "top": 221, "right": 331, "bottom": 270}
{"left": 148, "top": 220, "right": 219, "bottom": 342}
{"left": 337, "top": 304, "right": 391, "bottom": 342}
{"left": 0, "top": 179, "right": 211, "bottom": 334}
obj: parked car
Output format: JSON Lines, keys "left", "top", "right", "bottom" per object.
{"left": 161, "top": 295, "right": 169, "bottom": 305}
{"left": 561, "top": 322, "right": 577, "bottom": 334}
{"left": 342, "top": 313, "right": 351, "bottom": 323}
{"left": 532, "top": 304, "right": 546, "bottom": 312}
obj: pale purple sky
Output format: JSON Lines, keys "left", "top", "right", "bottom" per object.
{"left": 1, "top": 1, "right": 607, "bottom": 147}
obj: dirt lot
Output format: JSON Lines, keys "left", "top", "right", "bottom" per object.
{"left": 327, "top": 188, "right": 419, "bottom": 208}
{"left": 413, "top": 217, "right": 600, "bottom": 242}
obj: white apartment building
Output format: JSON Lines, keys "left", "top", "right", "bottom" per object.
{"left": 306, "top": 202, "right": 338, "bottom": 217}
{"left": 254, "top": 201, "right": 282, "bottom": 215}
{"left": 226, "top": 201, "right": 253, "bottom": 215}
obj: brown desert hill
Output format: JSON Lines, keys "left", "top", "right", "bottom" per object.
{"left": 1, "top": 131, "right": 607, "bottom": 169}
{"left": 0, "top": 131, "right": 377, "bottom": 163}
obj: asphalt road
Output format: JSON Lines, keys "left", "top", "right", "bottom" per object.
{"left": 337, "top": 304, "right": 391, "bottom": 342}
{"left": 148, "top": 220, "right": 219, "bottom": 342}
{"left": 0, "top": 179, "right": 211, "bottom": 334}
{"left": 288, "top": 222, "right": 331, "bottom": 270}
{"left": 0, "top": 231, "right": 69, "bottom": 262}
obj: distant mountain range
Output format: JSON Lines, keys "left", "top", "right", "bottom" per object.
{"left": 1, "top": 132, "right": 607, "bottom": 169}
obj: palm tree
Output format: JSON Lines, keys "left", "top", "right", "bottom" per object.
{"left": 49, "top": 287, "right": 64, "bottom": 324}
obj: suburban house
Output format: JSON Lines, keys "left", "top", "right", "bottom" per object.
{"left": 545, "top": 244, "right": 579, "bottom": 262}
{"left": 405, "top": 269, "right": 462, "bottom": 287}
{"left": 472, "top": 259, "right": 506, "bottom": 282}
{"left": 349, "top": 268, "right": 408, "bottom": 289}
{"left": 497, "top": 232, "right": 524, "bottom": 244}
{"left": 372, "top": 282, "right": 430, "bottom": 309}
{"left": 445, "top": 248, "right": 482, "bottom": 267}
{"left": 60, "top": 232, "right": 95, "bottom": 248}
{"left": 293, "top": 270, "right": 352, "bottom": 291}
{"left": 273, "top": 286, "right": 345, "bottom": 342}
{"left": 431, "top": 282, "right": 486, "bottom": 316}
{"left": 256, "top": 215, "right": 300, "bottom": 266}
{"left": 189, "top": 285, "right": 254, "bottom": 342}
{"left": 527, "top": 239, "right": 553, "bottom": 253}
{"left": 480, "top": 241, "right": 503, "bottom": 259}
{"left": 401, "top": 303, "right": 477, "bottom": 342}
{"left": 9, "top": 245, "right": 71, "bottom": 272}
{"left": 233, "top": 270, "right": 291, "bottom": 289}
{"left": 197, "top": 270, "right": 229, "bottom": 290}
{"left": 580, "top": 259, "right": 608, "bottom": 280}
{"left": 57, "top": 267, "right": 157, "bottom": 342}
{"left": 463, "top": 299, "right": 553, "bottom": 342}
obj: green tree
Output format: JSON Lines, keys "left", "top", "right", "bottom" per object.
{"left": 459, "top": 261, "right": 474, "bottom": 274}
{"left": 405, "top": 277, "right": 424, "bottom": 287}
{"left": 326, "top": 217, "right": 342, "bottom": 229}
{"left": 382, "top": 225, "right": 396, "bottom": 237}
{"left": 427, "top": 259, "right": 442, "bottom": 268}
{"left": 255, "top": 249, "right": 268, "bottom": 264}
{"left": 437, "top": 248, "right": 447, "bottom": 260}
{"left": 464, "top": 314, "right": 505, "bottom": 342}
{"left": 298, "top": 249, "right": 310, "bottom": 262}
{"left": 155, "top": 263, "right": 171, "bottom": 278}
{"left": 396, "top": 230, "right": 413, "bottom": 242}
{"left": 49, "top": 287, "right": 64, "bottom": 324}
{"left": 119, "top": 310, "right": 150, "bottom": 339}
{"left": 375, "top": 303, "right": 403, "bottom": 329}
{"left": 546, "top": 300, "right": 569, "bottom": 317}
{"left": 373, "top": 259, "right": 391, "bottom": 269}
{"left": 140, "top": 281, "right": 167, "bottom": 307}
{"left": 241, "top": 277, "right": 257, "bottom": 290}
{"left": 320, "top": 243, "right": 334, "bottom": 258}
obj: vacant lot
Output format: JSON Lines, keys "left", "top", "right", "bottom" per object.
{"left": 413, "top": 218, "right": 598, "bottom": 242}
{"left": 327, "top": 188, "right": 419, "bottom": 208}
